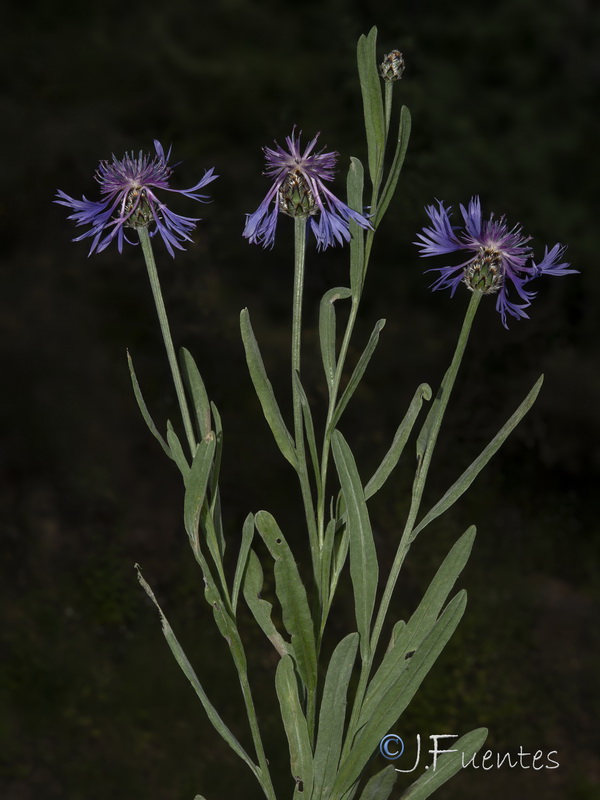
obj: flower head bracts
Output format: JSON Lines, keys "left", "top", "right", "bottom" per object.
{"left": 415, "top": 196, "right": 576, "bottom": 327}
{"left": 243, "top": 128, "right": 372, "bottom": 250}
{"left": 56, "top": 141, "right": 217, "bottom": 257}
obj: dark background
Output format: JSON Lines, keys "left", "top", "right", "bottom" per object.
{"left": 1, "top": 0, "right": 599, "bottom": 798}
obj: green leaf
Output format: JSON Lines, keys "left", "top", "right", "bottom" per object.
{"left": 365, "top": 383, "right": 431, "bottom": 500}
{"left": 360, "top": 528, "right": 475, "bottom": 725}
{"left": 242, "top": 549, "right": 293, "bottom": 659}
{"left": 275, "top": 656, "right": 314, "bottom": 798}
{"left": 357, "top": 27, "right": 385, "bottom": 189}
{"left": 331, "top": 320, "right": 386, "bottom": 430}
{"left": 347, "top": 158, "right": 366, "bottom": 294}
{"left": 358, "top": 764, "right": 398, "bottom": 800}
{"left": 127, "top": 350, "right": 171, "bottom": 459}
{"left": 319, "top": 287, "right": 353, "bottom": 390}
{"left": 166, "top": 421, "right": 191, "bottom": 482}
{"left": 232, "top": 513, "right": 255, "bottom": 614}
{"left": 399, "top": 728, "right": 488, "bottom": 800}
{"left": 292, "top": 371, "right": 320, "bottom": 489}
{"left": 373, "top": 106, "right": 411, "bottom": 228}
{"left": 255, "top": 511, "right": 317, "bottom": 690}
{"left": 179, "top": 346, "right": 211, "bottom": 440}
{"left": 240, "top": 308, "right": 297, "bottom": 469}
{"left": 312, "top": 633, "right": 359, "bottom": 800}
{"left": 331, "top": 432, "right": 378, "bottom": 661}
{"left": 333, "top": 592, "right": 467, "bottom": 796}
{"left": 183, "top": 433, "right": 216, "bottom": 552}
{"left": 411, "top": 376, "right": 543, "bottom": 540}
{"left": 135, "top": 566, "right": 260, "bottom": 782}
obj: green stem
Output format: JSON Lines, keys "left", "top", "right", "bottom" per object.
{"left": 292, "top": 218, "right": 318, "bottom": 567}
{"left": 342, "top": 290, "right": 482, "bottom": 757}
{"left": 138, "top": 228, "right": 197, "bottom": 458}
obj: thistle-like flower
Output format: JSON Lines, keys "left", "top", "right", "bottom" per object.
{"left": 56, "top": 141, "right": 217, "bottom": 257}
{"left": 243, "top": 128, "right": 372, "bottom": 250}
{"left": 415, "top": 196, "right": 576, "bottom": 327}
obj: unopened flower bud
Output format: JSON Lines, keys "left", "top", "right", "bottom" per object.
{"left": 278, "top": 171, "right": 317, "bottom": 218}
{"left": 379, "top": 50, "right": 405, "bottom": 82}
{"left": 463, "top": 246, "right": 504, "bottom": 294}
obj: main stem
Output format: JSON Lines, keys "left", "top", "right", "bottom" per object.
{"left": 138, "top": 228, "right": 197, "bottom": 458}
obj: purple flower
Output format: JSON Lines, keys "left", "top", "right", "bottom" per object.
{"left": 415, "top": 196, "right": 576, "bottom": 327}
{"left": 56, "top": 141, "right": 217, "bottom": 257}
{"left": 243, "top": 128, "right": 372, "bottom": 250}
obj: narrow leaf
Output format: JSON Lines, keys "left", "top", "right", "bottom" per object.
{"left": 359, "top": 764, "right": 398, "bottom": 800}
{"left": 179, "top": 346, "right": 211, "bottom": 440}
{"left": 399, "top": 728, "right": 488, "bottom": 800}
{"left": 255, "top": 511, "right": 317, "bottom": 690}
{"left": 333, "top": 592, "right": 467, "bottom": 796}
{"left": 360, "top": 528, "right": 475, "bottom": 724}
{"left": 347, "top": 158, "right": 366, "bottom": 293}
{"left": 411, "top": 376, "right": 543, "bottom": 540}
{"left": 319, "top": 286, "right": 353, "bottom": 389}
{"left": 332, "top": 432, "right": 378, "bottom": 661}
{"left": 166, "top": 422, "right": 191, "bottom": 482}
{"left": 232, "top": 513, "right": 255, "bottom": 614}
{"left": 275, "top": 656, "right": 314, "bottom": 798}
{"left": 312, "top": 633, "right": 359, "bottom": 800}
{"left": 293, "top": 371, "right": 320, "bottom": 488}
{"left": 242, "top": 549, "right": 293, "bottom": 659}
{"left": 240, "top": 308, "right": 297, "bottom": 469}
{"left": 127, "top": 350, "right": 171, "bottom": 459}
{"left": 331, "top": 320, "right": 386, "bottom": 429}
{"left": 365, "top": 383, "right": 432, "bottom": 500}
{"left": 183, "top": 433, "right": 216, "bottom": 551}
{"left": 357, "top": 27, "right": 385, "bottom": 188}
{"left": 374, "top": 106, "right": 411, "bottom": 228}
{"left": 135, "top": 566, "right": 260, "bottom": 781}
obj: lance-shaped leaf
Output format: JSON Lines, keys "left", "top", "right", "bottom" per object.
{"left": 127, "top": 350, "right": 172, "bottom": 459}
{"left": 275, "top": 656, "right": 314, "bottom": 798}
{"left": 347, "top": 157, "right": 366, "bottom": 293}
{"left": 365, "top": 383, "right": 432, "bottom": 500}
{"left": 183, "top": 433, "right": 216, "bottom": 551}
{"left": 312, "top": 633, "right": 359, "bottom": 800}
{"left": 242, "top": 549, "right": 293, "bottom": 659}
{"left": 331, "top": 320, "right": 386, "bottom": 430}
{"left": 255, "top": 511, "right": 317, "bottom": 691}
{"left": 319, "top": 286, "right": 353, "bottom": 390}
{"left": 359, "top": 527, "right": 475, "bottom": 726}
{"left": 240, "top": 308, "right": 297, "bottom": 469}
{"left": 357, "top": 27, "right": 385, "bottom": 189}
{"left": 232, "top": 513, "right": 255, "bottom": 614}
{"left": 332, "top": 432, "right": 378, "bottom": 661}
{"left": 332, "top": 591, "right": 467, "bottom": 796}
{"left": 411, "top": 376, "right": 543, "bottom": 541}
{"left": 135, "top": 567, "right": 260, "bottom": 783}
{"left": 166, "top": 421, "right": 191, "bottom": 482}
{"left": 399, "top": 728, "right": 488, "bottom": 800}
{"left": 292, "top": 371, "right": 320, "bottom": 488}
{"left": 179, "top": 346, "right": 211, "bottom": 441}
{"left": 373, "top": 106, "right": 412, "bottom": 228}
{"left": 358, "top": 765, "right": 398, "bottom": 800}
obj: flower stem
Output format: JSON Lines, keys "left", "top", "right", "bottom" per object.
{"left": 292, "top": 217, "right": 318, "bottom": 564}
{"left": 137, "top": 228, "right": 197, "bottom": 458}
{"left": 341, "top": 290, "right": 482, "bottom": 758}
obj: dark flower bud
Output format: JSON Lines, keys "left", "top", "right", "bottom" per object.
{"left": 379, "top": 50, "right": 405, "bottom": 82}
{"left": 278, "top": 171, "right": 317, "bottom": 218}
{"left": 463, "top": 247, "right": 504, "bottom": 294}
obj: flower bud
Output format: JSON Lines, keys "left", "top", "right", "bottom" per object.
{"left": 463, "top": 246, "right": 504, "bottom": 294}
{"left": 379, "top": 50, "right": 405, "bottom": 82}
{"left": 278, "top": 171, "right": 317, "bottom": 218}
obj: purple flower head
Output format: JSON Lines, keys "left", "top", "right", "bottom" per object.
{"left": 415, "top": 196, "right": 577, "bottom": 327}
{"left": 243, "top": 128, "right": 372, "bottom": 250}
{"left": 56, "top": 141, "right": 217, "bottom": 257}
